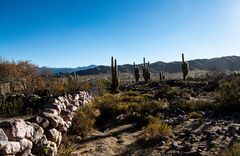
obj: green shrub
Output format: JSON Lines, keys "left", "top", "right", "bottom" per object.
{"left": 142, "top": 115, "right": 172, "bottom": 141}
{"left": 216, "top": 77, "right": 240, "bottom": 111}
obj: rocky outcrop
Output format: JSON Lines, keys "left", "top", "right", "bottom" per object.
{"left": 0, "top": 91, "right": 93, "bottom": 155}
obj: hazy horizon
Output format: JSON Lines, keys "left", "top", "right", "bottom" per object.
{"left": 1, "top": 0, "right": 240, "bottom": 67}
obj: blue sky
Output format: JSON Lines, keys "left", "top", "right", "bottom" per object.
{"left": 0, "top": 0, "right": 240, "bottom": 67}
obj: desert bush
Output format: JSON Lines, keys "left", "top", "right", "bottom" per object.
{"left": 0, "top": 94, "right": 45, "bottom": 116}
{"left": 50, "top": 78, "right": 66, "bottom": 96}
{"left": 94, "top": 93, "right": 121, "bottom": 121}
{"left": 95, "top": 92, "right": 168, "bottom": 123}
{"left": 181, "top": 88, "right": 195, "bottom": 97}
{"left": 189, "top": 111, "right": 203, "bottom": 119}
{"left": 167, "top": 87, "right": 181, "bottom": 97}
{"left": 69, "top": 104, "right": 97, "bottom": 139}
{"left": 174, "top": 99, "right": 215, "bottom": 112}
{"left": 142, "top": 115, "right": 172, "bottom": 141}
{"left": 0, "top": 94, "right": 25, "bottom": 116}
{"left": 216, "top": 76, "right": 240, "bottom": 111}
{"left": 93, "top": 91, "right": 169, "bottom": 130}
{"left": 220, "top": 143, "right": 240, "bottom": 156}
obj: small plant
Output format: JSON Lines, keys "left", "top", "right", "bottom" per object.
{"left": 220, "top": 143, "right": 240, "bottom": 156}
{"left": 142, "top": 115, "right": 172, "bottom": 141}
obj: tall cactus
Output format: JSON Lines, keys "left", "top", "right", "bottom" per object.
{"left": 111, "top": 56, "right": 119, "bottom": 92}
{"left": 159, "top": 71, "right": 165, "bottom": 82}
{"left": 182, "top": 53, "right": 189, "bottom": 81}
{"left": 133, "top": 62, "right": 140, "bottom": 83}
{"left": 142, "top": 57, "right": 150, "bottom": 83}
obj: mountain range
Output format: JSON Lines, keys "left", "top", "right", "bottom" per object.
{"left": 75, "top": 55, "right": 240, "bottom": 75}
{"left": 38, "top": 64, "right": 96, "bottom": 75}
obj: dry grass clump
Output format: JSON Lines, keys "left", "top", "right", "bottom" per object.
{"left": 220, "top": 143, "right": 240, "bottom": 156}
{"left": 142, "top": 115, "right": 172, "bottom": 141}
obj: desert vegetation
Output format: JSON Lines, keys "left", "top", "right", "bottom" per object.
{"left": 0, "top": 58, "right": 107, "bottom": 117}
{"left": 1, "top": 56, "right": 240, "bottom": 155}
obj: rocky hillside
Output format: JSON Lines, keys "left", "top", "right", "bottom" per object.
{"left": 76, "top": 56, "right": 240, "bottom": 75}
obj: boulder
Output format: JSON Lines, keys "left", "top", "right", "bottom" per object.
{"left": 48, "top": 98, "right": 60, "bottom": 104}
{"left": 57, "top": 96, "right": 65, "bottom": 103}
{"left": 45, "top": 128, "right": 62, "bottom": 146}
{"left": 0, "top": 141, "right": 21, "bottom": 155}
{"left": 0, "top": 128, "right": 8, "bottom": 141}
{"left": 41, "top": 140, "right": 57, "bottom": 156}
{"left": 60, "top": 109, "right": 74, "bottom": 122}
{"left": 40, "top": 112, "right": 65, "bottom": 129}
{"left": 66, "top": 104, "right": 78, "bottom": 112}
{"left": 26, "top": 116, "right": 49, "bottom": 129}
{"left": 32, "top": 138, "right": 57, "bottom": 156}
{"left": 45, "top": 103, "right": 61, "bottom": 114}
{"left": 74, "top": 94, "right": 80, "bottom": 101}
{"left": 19, "top": 138, "right": 33, "bottom": 156}
{"left": 44, "top": 109, "right": 60, "bottom": 116}
{"left": 0, "top": 119, "right": 34, "bottom": 141}
{"left": 25, "top": 122, "right": 44, "bottom": 144}
{"left": 70, "top": 100, "right": 80, "bottom": 107}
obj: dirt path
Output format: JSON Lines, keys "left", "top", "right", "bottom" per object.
{"left": 72, "top": 123, "right": 142, "bottom": 156}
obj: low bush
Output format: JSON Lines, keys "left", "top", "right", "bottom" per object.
{"left": 0, "top": 94, "right": 44, "bottom": 116}
{"left": 216, "top": 76, "right": 240, "bottom": 111}
{"left": 94, "top": 92, "right": 169, "bottom": 126}
{"left": 142, "top": 115, "right": 172, "bottom": 141}
{"left": 69, "top": 104, "right": 97, "bottom": 139}
{"left": 174, "top": 99, "right": 215, "bottom": 112}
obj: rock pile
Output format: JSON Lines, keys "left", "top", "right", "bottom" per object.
{"left": 0, "top": 91, "right": 93, "bottom": 156}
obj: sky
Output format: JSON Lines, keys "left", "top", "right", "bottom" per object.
{"left": 0, "top": 0, "right": 240, "bottom": 67}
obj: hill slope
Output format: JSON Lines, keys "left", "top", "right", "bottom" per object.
{"left": 76, "top": 56, "right": 240, "bottom": 75}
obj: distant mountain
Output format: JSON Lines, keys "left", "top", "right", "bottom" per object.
{"left": 38, "top": 64, "right": 96, "bottom": 75}
{"left": 76, "top": 56, "right": 240, "bottom": 75}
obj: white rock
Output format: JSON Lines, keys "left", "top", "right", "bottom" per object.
{"left": 0, "top": 141, "right": 21, "bottom": 154}
{"left": 45, "top": 128, "right": 62, "bottom": 146}
{"left": 0, "top": 119, "right": 34, "bottom": 141}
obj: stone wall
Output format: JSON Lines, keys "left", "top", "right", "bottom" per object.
{"left": 0, "top": 91, "right": 93, "bottom": 155}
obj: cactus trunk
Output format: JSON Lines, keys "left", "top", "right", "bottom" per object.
{"left": 133, "top": 62, "right": 140, "bottom": 83}
{"left": 142, "top": 57, "right": 150, "bottom": 83}
{"left": 111, "top": 56, "right": 119, "bottom": 93}
{"left": 182, "top": 53, "right": 189, "bottom": 81}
